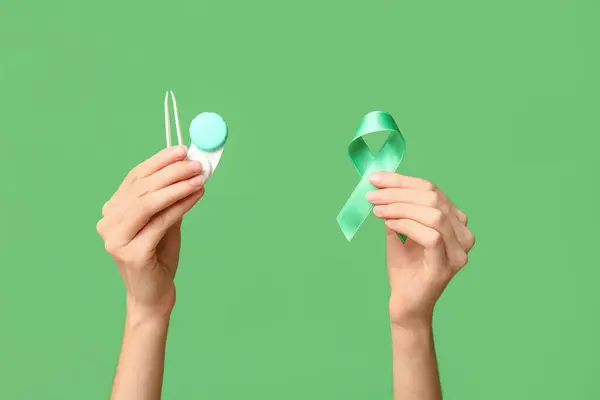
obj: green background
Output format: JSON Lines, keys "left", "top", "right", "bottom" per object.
{"left": 1, "top": 0, "right": 599, "bottom": 398}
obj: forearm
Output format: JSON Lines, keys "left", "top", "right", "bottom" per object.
{"left": 110, "top": 310, "right": 171, "bottom": 400}
{"left": 391, "top": 323, "right": 442, "bottom": 400}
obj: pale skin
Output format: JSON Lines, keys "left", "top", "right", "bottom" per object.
{"left": 97, "top": 146, "right": 475, "bottom": 400}
{"left": 368, "top": 172, "right": 475, "bottom": 400}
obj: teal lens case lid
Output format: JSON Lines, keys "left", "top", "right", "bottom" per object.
{"left": 189, "top": 112, "right": 228, "bottom": 151}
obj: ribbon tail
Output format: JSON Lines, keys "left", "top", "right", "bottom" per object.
{"left": 336, "top": 173, "right": 377, "bottom": 241}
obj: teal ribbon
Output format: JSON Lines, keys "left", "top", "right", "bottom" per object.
{"left": 337, "top": 111, "right": 406, "bottom": 241}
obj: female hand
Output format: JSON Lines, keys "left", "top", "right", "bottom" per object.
{"left": 367, "top": 173, "right": 476, "bottom": 329}
{"left": 96, "top": 146, "right": 205, "bottom": 323}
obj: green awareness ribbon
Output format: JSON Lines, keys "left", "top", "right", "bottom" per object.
{"left": 337, "top": 111, "right": 406, "bottom": 241}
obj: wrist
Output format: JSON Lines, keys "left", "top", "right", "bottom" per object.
{"left": 125, "top": 298, "right": 173, "bottom": 329}
{"left": 391, "top": 320, "right": 432, "bottom": 336}
{"left": 390, "top": 322, "right": 434, "bottom": 355}
{"left": 390, "top": 312, "right": 433, "bottom": 331}
{"left": 389, "top": 304, "right": 434, "bottom": 332}
{"left": 125, "top": 311, "right": 171, "bottom": 332}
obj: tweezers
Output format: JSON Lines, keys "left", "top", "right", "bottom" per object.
{"left": 164, "top": 90, "right": 184, "bottom": 148}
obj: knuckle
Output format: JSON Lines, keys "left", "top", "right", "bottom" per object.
{"left": 427, "top": 191, "right": 443, "bottom": 208}
{"left": 465, "top": 231, "right": 476, "bottom": 249}
{"left": 104, "top": 240, "right": 119, "bottom": 255}
{"left": 421, "top": 179, "right": 436, "bottom": 191}
{"left": 457, "top": 210, "right": 468, "bottom": 224}
{"left": 454, "top": 252, "right": 469, "bottom": 270}
{"left": 96, "top": 219, "right": 106, "bottom": 235}
{"left": 101, "top": 201, "right": 111, "bottom": 217}
{"left": 126, "top": 168, "right": 139, "bottom": 183}
{"left": 429, "top": 209, "right": 445, "bottom": 227}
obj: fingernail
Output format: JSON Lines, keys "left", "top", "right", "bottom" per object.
{"left": 189, "top": 176, "right": 204, "bottom": 186}
{"left": 190, "top": 161, "right": 202, "bottom": 172}
{"left": 174, "top": 146, "right": 187, "bottom": 156}
{"left": 366, "top": 191, "right": 377, "bottom": 201}
{"left": 373, "top": 205, "right": 383, "bottom": 215}
{"left": 369, "top": 173, "right": 381, "bottom": 184}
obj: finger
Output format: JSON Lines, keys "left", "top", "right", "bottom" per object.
{"left": 374, "top": 203, "right": 445, "bottom": 228}
{"left": 134, "top": 188, "right": 205, "bottom": 250}
{"left": 384, "top": 219, "right": 447, "bottom": 267}
{"left": 369, "top": 173, "right": 435, "bottom": 190}
{"left": 436, "top": 191, "right": 468, "bottom": 225}
{"left": 369, "top": 187, "right": 469, "bottom": 229}
{"left": 126, "top": 146, "right": 188, "bottom": 183}
{"left": 455, "top": 208, "right": 468, "bottom": 225}
{"left": 447, "top": 213, "right": 476, "bottom": 251}
{"left": 368, "top": 173, "right": 463, "bottom": 220}
{"left": 108, "top": 160, "right": 201, "bottom": 223}
{"left": 369, "top": 179, "right": 473, "bottom": 256}
{"left": 367, "top": 188, "right": 440, "bottom": 207}
{"left": 110, "top": 176, "right": 205, "bottom": 246}
{"left": 137, "top": 160, "right": 202, "bottom": 196}
{"left": 104, "top": 147, "right": 189, "bottom": 217}
{"left": 375, "top": 203, "right": 467, "bottom": 269}
{"left": 96, "top": 217, "right": 110, "bottom": 240}
{"left": 368, "top": 188, "right": 473, "bottom": 251}
{"left": 422, "top": 191, "right": 472, "bottom": 248}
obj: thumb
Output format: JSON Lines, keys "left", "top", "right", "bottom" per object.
{"left": 386, "top": 226, "right": 408, "bottom": 256}
{"left": 386, "top": 223, "right": 408, "bottom": 244}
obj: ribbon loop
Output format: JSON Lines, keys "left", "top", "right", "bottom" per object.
{"left": 337, "top": 111, "right": 406, "bottom": 241}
